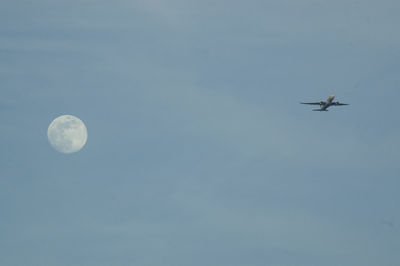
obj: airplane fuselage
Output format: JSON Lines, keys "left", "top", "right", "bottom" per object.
{"left": 318, "top": 94, "right": 335, "bottom": 111}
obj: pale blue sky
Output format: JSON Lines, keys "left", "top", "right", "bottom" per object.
{"left": 1, "top": 1, "right": 400, "bottom": 265}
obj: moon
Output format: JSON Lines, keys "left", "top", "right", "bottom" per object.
{"left": 47, "top": 115, "right": 88, "bottom": 154}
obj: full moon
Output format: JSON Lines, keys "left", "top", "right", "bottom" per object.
{"left": 47, "top": 115, "right": 88, "bottom": 154}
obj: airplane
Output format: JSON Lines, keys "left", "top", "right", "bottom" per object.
{"left": 301, "top": 94, "right": 349, "bottom": 111}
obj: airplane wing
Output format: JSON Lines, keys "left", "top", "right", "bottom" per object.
{"left": 331, "top": 102, "right": 349, "bottom": 106}
{"left": 300, "top": 102, "right": 323, "bottom": 105}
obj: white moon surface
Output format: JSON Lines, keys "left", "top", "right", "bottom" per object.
{"left": 47, "top": 115, "right": 88, "bottom": 154}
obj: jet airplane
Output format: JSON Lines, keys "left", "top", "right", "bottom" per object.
{"left": 301, "top": 94, "right": 349, "bottom": 111}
